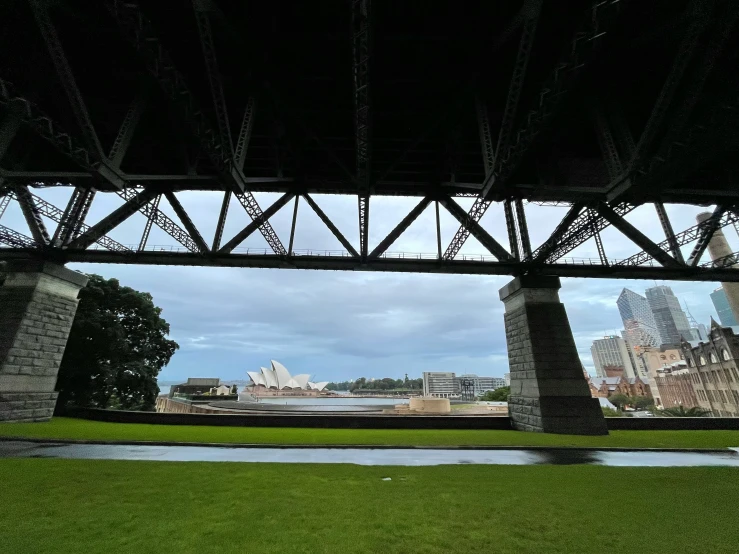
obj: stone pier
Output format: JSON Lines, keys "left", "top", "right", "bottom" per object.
{"left": 0, "top": 262, "right": 87, "bottom": 422}
{"left": 500, "top": 276, "right": 607, "bottom": 435}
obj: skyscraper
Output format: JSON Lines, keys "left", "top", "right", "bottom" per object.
{"left": 645, "top": 285, "right": 694, "bottom": 345}
{"left": 590, "top": 336, "right": 638, "bottom": 378}
{"left": 617, "top": 288, "right": 660, "bottom": 348}
{"left": 710, "top": 287, "right": 738, "bottom": 327}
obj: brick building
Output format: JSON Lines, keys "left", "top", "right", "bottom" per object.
{"left": 680, "top": 321, "right": 739, "bottom": 417}
{"left": 588, "top": 376, "right": 651, "bottom": 399}
{"left": 652, "top": 367, "right": 699, "bottom": 409}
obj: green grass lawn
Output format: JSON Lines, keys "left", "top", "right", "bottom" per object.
{"left": 1, "top": 459, "right": 737, "bottom": 553}
{"left": 2, "top": 417, "right": 739, "bottom": 448}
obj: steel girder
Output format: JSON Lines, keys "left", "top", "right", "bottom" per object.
{"left": 212, "top": 191, "right": 231, "bottom": 251}
{"left": 0, "top": 79, "right": 93, "bottom": 174}
{"left": 0, "top": 193, "right": 10, "bottom": 220}
{"left": 302, "top": 194, "right": 359, "bottom": 258}
{"left": 219, "top": 192, "right": 294, "bottom": 254}
{"left": 235, "top": 98, "right": 256, "bottom": 171}
{"left": 686, "top": 205, "right": 727, "bottom": 266}
{"left": 702, "top": 251, "right": 739, "bottom": 269}
{"left": 654, "top": 201, "right": 684, "bottom": 263}
{"left": 104, "top": 0, "right": 287, "bottom": 255}
{"left": 369, "top": 197, "right": 431, "bottom": 258}
{"left": 117, "top": 188, "right": 202, "bottom": 253}
{"left": 109, "top": 94, "right": 146, "bottom": 169}
{"left": 594, "top": 203, "right": 681, "bottom": 268}
{"left": 437, "top": 196, "right": 513, "bottom": 261}
{"left": 30, "top": 1, "right": 127, "bottom": 189}
{"left": 483, "top": 0, "right": 622, "bottom": 199}
{"left": 138, "top": 194, "right": 160, "bottom": 252}
{"left": 608, "top": 0, "right": 739, "bottom": 203}
{"left": 287, "top": 196, "right": 300, "bottom": 256}
{"left": 192, "top": 0, "right": 235, "bottom": 164}
{"left": 4, "top": 247, "right": 739, "bottom": 282}
{"left": 616, "top": 209, "right": 739, "bottom": 267}
{"left": 444, "top": 0, "right": 620, "bottom": 260}
{"left": 163, "top": 191, "right": 210, "bottom": 253}
{"left": 0, "top": 99, "right": 23, "bottom": 160}
{"left": 0, "top": 225, "right": 37, "bottom": 249}
{"left": 626, "top": 0, "right": 711, "bottom": 174}
{"left": 13, "top": 185, "right": 51, "bottom": 245}
{"left": 68, "top": 188, "right": 158, "bottom": 250}
{"left": 352, "top": 0, "right": 372, "bottom": 258}
{"left": 650, "top": 2, "right": 739, "bottom": 168}
{"left": 14, "top": 189, "right": 129, "bottom": 252}
{"left": 531, "top": 202, "right": 637, "bottom": 264}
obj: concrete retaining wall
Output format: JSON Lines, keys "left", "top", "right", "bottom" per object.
{"left": 61, "top": 408, "right": 739, "bottom": 431}
{"left": 65, "top": 407, "right": 513, "bottom": 429}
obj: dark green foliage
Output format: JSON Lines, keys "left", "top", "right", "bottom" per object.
{"left": 601, "top": 407, "right": 622, "bottom": 417}
{"left": 660, "top": 406, "right": 711, "bottom": 417}
{"left": 326, "top": 377, "right": 424, "bottom": 391}
{"left": 632, "top": 396, "right": 655, "bottom": 410}
{"left": 480, "top": 386, "right": 510, "bottom": 401}
{"left": 56, "top": 275, "right": 178, "bottom": 411}
{"left": 608, "top": 393, "right": 630, "bottom": 410}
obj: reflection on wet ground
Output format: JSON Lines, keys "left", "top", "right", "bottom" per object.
{"left": 2, "top": 441, "right": 739, "bottom": 466}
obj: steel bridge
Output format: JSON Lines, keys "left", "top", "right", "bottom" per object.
{"left": 1, "top": 0, "right": 739, "bottom": 282}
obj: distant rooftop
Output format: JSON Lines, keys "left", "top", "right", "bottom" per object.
{"left": 185, "top": 378, "right": 220, "bottom": 387}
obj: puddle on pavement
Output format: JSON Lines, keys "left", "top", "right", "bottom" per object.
{"left": 1, "top": 441, "right": 739, "bottom": 467}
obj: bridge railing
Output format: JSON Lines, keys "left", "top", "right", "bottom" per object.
{"left": 81, "top": 243, "right": 654, "bottom": 266}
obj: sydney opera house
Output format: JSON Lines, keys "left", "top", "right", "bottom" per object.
{"left": 246, "top": 360, "right": 329, "bottom": 395}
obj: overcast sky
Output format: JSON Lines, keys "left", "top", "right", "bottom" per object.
{"left": 3, "top": 188, "right": 733, "bottom": 383}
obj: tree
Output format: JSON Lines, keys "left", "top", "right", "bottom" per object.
{"left": 231, "top": 384, "right": 238, "bottom": 394}
{"left": 660, "top": 406, "right": 711, "bottom": 417}
{"left": 608, "top": 393, "right": 631, "bottom": 410}
{"left": 56, "top": 275, "right": 179, "bottom": 412}
{"left": 632, "top": 396, "right": 655, "bottom": 410}
{"left": 480, "top": 387, "right": 510, "bottom": 402}
{"left": 601, "top": 407, "right": 622, "bottom": 417}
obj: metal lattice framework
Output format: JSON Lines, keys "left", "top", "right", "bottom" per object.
{"left": 0, "top": 0, "right": 738, "bottom": 283}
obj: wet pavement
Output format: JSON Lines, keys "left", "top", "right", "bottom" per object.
{"left": 2, "top": 441, "right": 739, "bottom": 466}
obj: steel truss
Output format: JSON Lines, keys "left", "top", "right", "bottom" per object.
{"left": 1, "top": 1, "right": 738, "bottom": 283}
{"left": 352, "top": 0, "right": 372, "bottom": 258}
{"left": 1, "top": 182, "right": 739, "bottom": 280}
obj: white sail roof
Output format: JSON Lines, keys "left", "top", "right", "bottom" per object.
{"left": 292, "top": 374, "right": 310, "bottom": 389}
{"left": 261, "top": 367, "right": 278, "bottom": 389}
{"left": 247, "top": 371, "right": 265, "bottom": 386}
{"left": 248, "top": 361, "right": 325, "bottom": 391}
{"left": 271, "top": 360, "right": 292, "bottom": 388}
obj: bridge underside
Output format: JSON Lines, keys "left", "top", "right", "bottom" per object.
{"left": 2, "top": 0, "right": 739, "bottom": 432}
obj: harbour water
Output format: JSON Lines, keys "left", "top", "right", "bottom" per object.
{"left": 256, "top": 396, "right": 409, "bottom": 407}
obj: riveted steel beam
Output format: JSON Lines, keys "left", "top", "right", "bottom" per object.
{"left": 164, "top": 191, "right": 210, "bottom": 253}
{"left": 369, "top": 197, "right": 431, "bottom": 258}
{"left": 13, "top": 185, "right": 51, "bottom": 245}
{"left": 302, "top": 194, "right": 359, "bottom": 258}
{"left": 0, "top": 224, "right": 37, "bottom": 249}
{"left": 219, "top": 192, "right": 294, "bottom": 254}
{"left": 438, "top": 196, "right": 513, "bottom": 261}
{"left": 595, "top": 203, "right": 681, "bottom": 268}
{"left": 69, "top": 188, "right": 158, "bottom": 250}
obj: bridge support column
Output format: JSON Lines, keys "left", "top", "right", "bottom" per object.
{"left": 500, "top": 276, "right": 607, "bottom": 435}
{"left": 0, "top": 261, "right": 87, "bottom": 422}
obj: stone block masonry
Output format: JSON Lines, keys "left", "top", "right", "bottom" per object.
{"left": 0, "top": 261, "right": 88, "bottom": 422}
{"left": 500, "top": 276, "right": 607, "bottom": 435}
